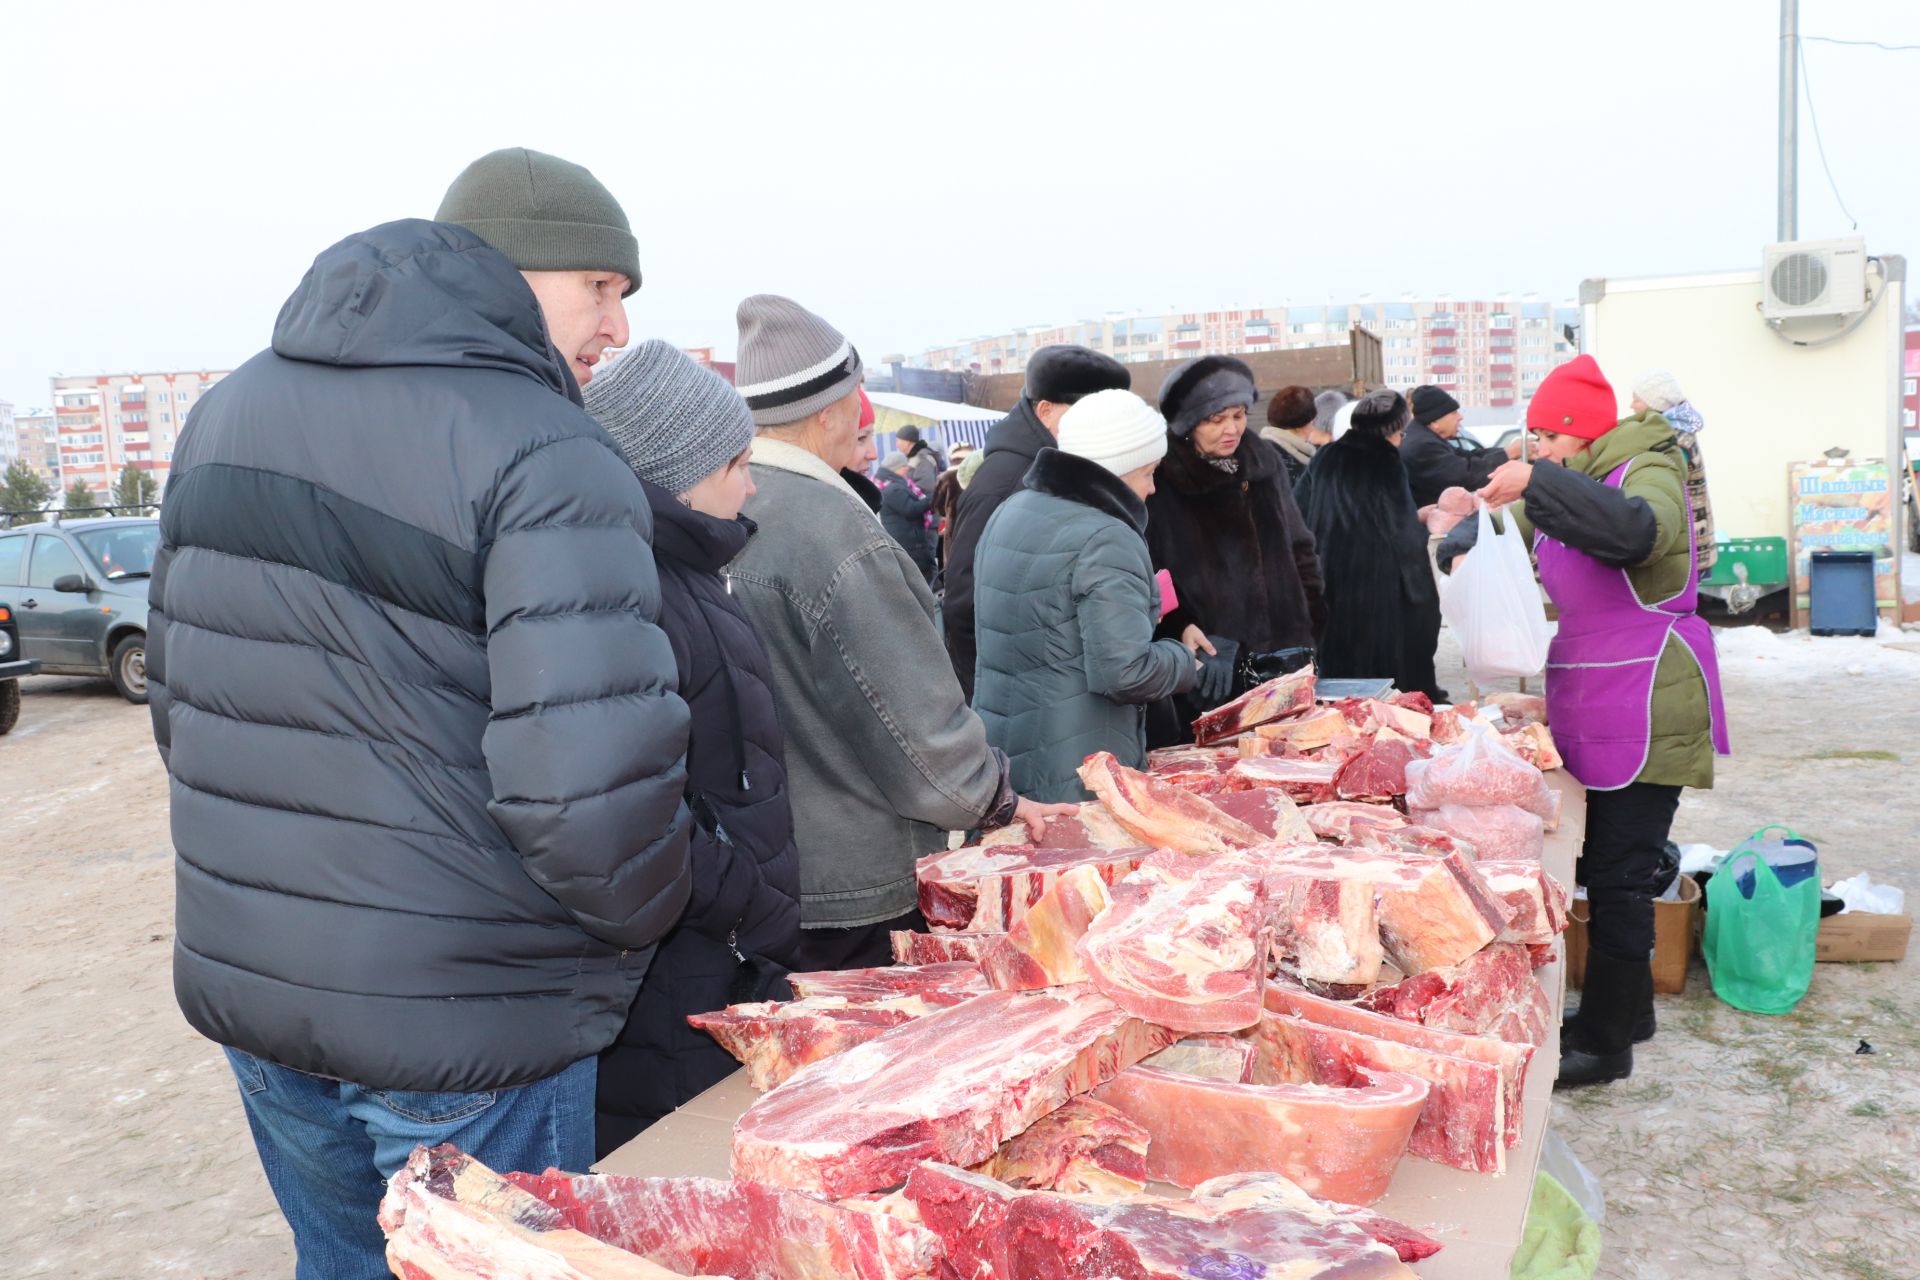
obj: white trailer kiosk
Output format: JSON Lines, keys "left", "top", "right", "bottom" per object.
{"left": 1579, "top": 245, "right": 1908, "bottom": 627}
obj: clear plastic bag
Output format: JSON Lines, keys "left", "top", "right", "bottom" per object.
{"left": 1409, "top": 802, "right": 1545, "bottom": 862}
{"left": 1438, "top": 502, "right": 1551, "bottom": 684}
{"left": 1404, "top": 724, "right": 1556, "bottom": 820}
{"left": 1537, "top": 1130, "right": 1606, "bottom": 1225}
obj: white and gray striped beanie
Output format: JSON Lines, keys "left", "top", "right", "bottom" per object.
{"left": 582, "top": 339, "right": 755, "bottom": 494}
{"left": 734, "top": 294, "right": 864, "bottom": 427}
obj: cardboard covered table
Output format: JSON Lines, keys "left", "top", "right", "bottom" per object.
{"left": 600, "top": 774, "right": 1587, "bottom": 1279}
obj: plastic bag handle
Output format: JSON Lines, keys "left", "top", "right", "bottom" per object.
{"left": 1729, "top": 823, "right": 1811, "bottom": 859}
{"left": 1716, "top": 849, "right": 1784, "bottom": 901}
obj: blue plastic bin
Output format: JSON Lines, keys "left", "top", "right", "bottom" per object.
{"left": 1807, "top": 551, "right": 1877, "bottom": 636}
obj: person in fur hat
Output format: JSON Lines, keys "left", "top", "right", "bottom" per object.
{"left": 1292, "top": 388, "right": 1445, "bottom": 702}
{"left": 1144, "top": 356, "right": 1325, "bottom": 744}
{"left": 1259, "top": 384, "right": 1328, "bottom": 487}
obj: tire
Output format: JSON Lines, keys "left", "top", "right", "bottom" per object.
{"left": 109, "top": 633, "right": 148, "bottom": 705}
{"left": 0, "top": 680, "right": 18, "bottom": 734}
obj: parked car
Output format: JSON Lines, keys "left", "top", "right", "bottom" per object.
{"left": 0, "top": 600, "right": 42, "bottom": 732}
{"left": 0, "top": 517, "right": 155, "bottom": 703}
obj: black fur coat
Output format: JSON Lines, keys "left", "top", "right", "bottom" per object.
{"left": 1292, "top": 432, "right": 1444, "bottom": 700}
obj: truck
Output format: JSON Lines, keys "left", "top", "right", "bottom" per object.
{"left": 1579, "top": 246, "right": 1909, "bottom": 625}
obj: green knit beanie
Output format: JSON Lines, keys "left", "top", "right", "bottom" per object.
{"left": 436, "top": 148, "right": 641, "bottom": 296}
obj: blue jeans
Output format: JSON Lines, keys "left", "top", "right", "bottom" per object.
{"left": 225, "top": 1048, "right": 596, "bottom": 1280}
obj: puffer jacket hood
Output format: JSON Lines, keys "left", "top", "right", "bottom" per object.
{"left": 272, "top": 218, "right": 578, "bottom": 403}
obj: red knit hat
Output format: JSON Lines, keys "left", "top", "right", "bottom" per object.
{"left": 1527, "top": 355, "right": 1618, "bottom": 441}
{"left": 857, "top": 386, "right": 876, "bottom": 430}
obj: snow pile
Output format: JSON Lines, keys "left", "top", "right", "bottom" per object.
{"left": 1711, "top": 623, "right": 1920, "bottom": 683}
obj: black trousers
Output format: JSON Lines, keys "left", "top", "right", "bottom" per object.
{"left": 785, "top": 907, "right": 927, "bottom": 973}
{"left": 1579, "top": 781, "right": 1682, "bottom": 963}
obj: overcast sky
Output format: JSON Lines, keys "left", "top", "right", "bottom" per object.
{"left": 2, "top": 0, "right": 1914, "bottom": 409}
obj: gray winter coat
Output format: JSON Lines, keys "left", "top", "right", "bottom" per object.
{"left": 973, "top": 449, "right": 1196, "bottom": 802}
{"left": 150, "top": 219, "right": 692, "bottom": 1094}
{"left": 730, "top": 437, "right": 1016, "bottom": 928}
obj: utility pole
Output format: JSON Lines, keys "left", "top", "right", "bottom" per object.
{"left": 1778, "top": 0, "right": 1799, "bottom": 242}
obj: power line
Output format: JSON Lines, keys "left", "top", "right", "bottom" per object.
{"left": 1796, "top": 41, "right": 1859, "bottom": 230}
{"left": 1800, "top": 35, "right": 1920, "bottom": 52}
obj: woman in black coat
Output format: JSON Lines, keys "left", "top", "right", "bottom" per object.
{"left": 583, "top": 342, "right": 803, "bottom": 1158}
{"left": 1144, "top": 356, "right": 1326, "bottom": 742}
{"left": 878, "top": 449, "right": 937, "bottom": 583}
{"left": 1292, "top": 388, "right": 1445, "bottom": 702}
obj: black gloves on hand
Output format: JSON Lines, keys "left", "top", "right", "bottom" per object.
{"left": 1196, "top": 635, "right": 1239, "bottom": 707}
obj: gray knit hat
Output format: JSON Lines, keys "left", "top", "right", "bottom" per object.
{"left": 734, "top": 294, "right": 864, "bottom": 427}
{"left": 582, "top": 340, "right": 754, "bottom": 494}
{"left": 436, "top": 148, "right": 641, "bottom": 296}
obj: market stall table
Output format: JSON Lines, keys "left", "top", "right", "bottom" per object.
{"left": 599, "top": 773, "right": 1586, "bottom": 1279}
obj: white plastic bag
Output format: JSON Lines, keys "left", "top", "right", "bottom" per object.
{"left": 1438, "top": 502, "right": 1551, "bottom": 684}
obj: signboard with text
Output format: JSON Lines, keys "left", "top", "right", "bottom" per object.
{"left": 1787, "top": 458, "right": 1897, "bottom": 628}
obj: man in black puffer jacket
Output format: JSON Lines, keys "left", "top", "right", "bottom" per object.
{"left": 584, "top": 341, "right": 804, "bottom": 1155}
{"left": 150, "top": 150, "right": 691, "bottom": 1277}
{"left": 943, "top": 346, "right": 1130, "bottom": 700}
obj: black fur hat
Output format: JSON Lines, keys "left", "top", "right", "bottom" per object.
{"left": 1024, "top": 345, "right": 1131, "bottom": 405}
{"left": 1158, "top": 355, "right": 1257, "bottom": 439}
{"left": 1348, "top": 388, "right": 1410, "bottom": 438}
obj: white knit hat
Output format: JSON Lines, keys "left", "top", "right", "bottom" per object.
{"left": 1056, "top": 389, "right": 1168, "bottom": 477}
{"left": 1331, "top": 399, "right": 1359, "bottom": 440}
{"left": 1633, "top": 369, "right": 1686, "bottom": 412}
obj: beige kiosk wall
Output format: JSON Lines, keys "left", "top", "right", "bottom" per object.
{"left": 1579, "top": 263, "right": 1907, "bottom": 570}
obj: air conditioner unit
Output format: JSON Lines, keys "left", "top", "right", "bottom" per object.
{"left": 1761, "top": 236, "right": 1868, "bottom": 321}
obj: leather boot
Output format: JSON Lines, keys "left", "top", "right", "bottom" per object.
{"left": 1560, "top": 999, "right": 1655, "bottom": 1043}
{"left": 1557, "top": 952, "right": 1650, "bottom": 1088}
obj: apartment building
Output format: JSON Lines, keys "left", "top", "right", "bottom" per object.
{"left": 47, "top": 368, "right": 231, "bottom": 493}
{"left": 914, "top": 295, "right": 1580, "bottom": 411}
{"left": 12, "top": 407, "right": 59, "bottom": 484}
{"left": 0, "top": 401, "right": 16, "bottom": 471}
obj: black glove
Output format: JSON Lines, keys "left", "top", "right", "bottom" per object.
{"left": 1196, "top": 635, "right": 1239, "bottom": 706}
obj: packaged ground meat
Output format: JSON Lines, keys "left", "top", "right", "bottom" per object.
{"left": 1410, "top": 803, "right": 1545, "bottom": 862}
{"left": 1403, "top": 725, "right": 1556, "bottom": 820}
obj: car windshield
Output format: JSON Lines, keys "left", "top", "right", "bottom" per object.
{"left": 75, "top": 524, "right": 160, "bottom": 580}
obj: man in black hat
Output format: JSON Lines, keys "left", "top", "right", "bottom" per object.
{"left": 892, "top": 422, "right": 945, "bottom": 494}
{"left": 943, "top": 345, "right": 1130, "bottom": 700}
{"left": 1399, "top": 384, "right": 1520, "bottom": 508}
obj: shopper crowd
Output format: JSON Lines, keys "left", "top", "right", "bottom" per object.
{"left": 148, "top": 146, "right": 1724, "bottom": 1277}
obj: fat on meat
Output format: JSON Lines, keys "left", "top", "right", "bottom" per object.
{"left": 978, "top": 863, "right": 1112, "bottom": 990}
{"left": 1077, "top": 752, "right": 1266, "bottom": 855}
{"left": 915, "top": 841, "right": 1150, "bottom": 932}
{"left": 1223, "top": 754, "right": 1342, "bottom": 804}
{"left": 1268, "top": 873, "right": 1386, "bottom": 996}
{"left": 904, "top": 1161, "right": 1435, "bottom": 1278}
{"left": 1076, "top": 850, "right": 1271, "bottom": 1032}
{"left": 1191, "top": 665, "right": 1318, "bottom": 745}
{"left": 731, "top": 984, "right": 1178, "bottom": 1197}
{"left": 890, "top": 930, "right": 996, "bottom": 965}
{"left": 972, "top": 1095, "right": 1149, "bottom": 1195}
{"left": 1477, "top": 860, "right": 1572, "bottom": 945}
{"left": 1092, "top": 1062, "right": 1429, "bottom": 1205}
{"left": 976, "top": 801, "right": 1139, "bottom": 851}
{"left": 786, "top": 962, "right": 988, "bottom": 1004}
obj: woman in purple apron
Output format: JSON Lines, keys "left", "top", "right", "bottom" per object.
{"left": 1449, "top": 355, "right": 1729, "bottom": 1088}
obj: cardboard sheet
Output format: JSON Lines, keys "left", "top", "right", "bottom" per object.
{"left": 599, "top": 773, "right": 1587, "bottom": 1279}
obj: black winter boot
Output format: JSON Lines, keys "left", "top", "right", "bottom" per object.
{"left": 1560, "top": 998, "right": 1655, "bottom": 1043}
{"left": 1557, "top": 953, "right": 1651, "bottom": 1088}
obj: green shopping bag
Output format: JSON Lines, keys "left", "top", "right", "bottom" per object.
{"left": 1702, "top": 826, "right": 1820, "bottom": 1015}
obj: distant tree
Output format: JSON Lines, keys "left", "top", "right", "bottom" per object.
{"left": 112, "top": 467, "right": 161, "bottom": 516}
{"left": 1, "top": 463, "right": 52, "bottom": 525}
{"left": 64, "top": 479, "right": 98, "bottom": 514}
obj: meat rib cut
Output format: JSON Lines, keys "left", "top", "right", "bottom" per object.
{"left": 731, "top": 984, "right": 1179, "bottom": 1197}
{"left": 890, "top": 930, "right": 995, "bottom": 965}
{"left": 1192, "top": 665, "right": 1318, "bottom": 744}
{"left": 979, "top": 863, "right": 1112, "bottom": 991}
{"left": 1257, "top": 845, "right": 1510, "bottom": 975}
{"left": 1264, "top": 983, "right": 1534, "bottom": 1152}
{"left": 379, "top": 1145, "right": 726, "bottom": 1280}
{"left": 1076, "top": 850, "right": 1270, "bottom": 1032}
{"left": 1223, "top": 754, "right": 1342, "bottom": 804}
{"left": 904, "top": 1162, "right": 1435, "bottom": 1278}
{"left": 1355, "top": 942, "right": 1546, "bottom": 1042}
{"left": 1092, "top": 1063, "right": 1429, "bottom": 1205}
{"left": 1077, "top": 752, "right": 1265, "bottom": 855}
{"left": 786, "top": 962, "right": 988, "bottom": 1004}
{"left": 1268, "top": 873, "right": 1386, "bottom": 995}
{"left": 1301, "top": 801, "right": 1407, "bottom": 842}
{"left": 973, "top": 1095, "right": 1149, "bottom": 1195}
{"left": 1478, "top": 860, "right": 1572, "bottom": 944}
{"left": 915, "top": 842, "right": 1150, "bottom": 932}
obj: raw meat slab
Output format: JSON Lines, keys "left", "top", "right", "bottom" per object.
{"left": 979, "top": 863, "right": 1112, "bottom": 990}
{"left": 1139, "top": 1033, "right": 1258, "bottom": 1082}
{"left": 976, "top": 801, "right": 1139, "bottom": 850}
{"left": 904, "top": 1161, "right": 1432, "bottom": 1278}
{"left": 379, "top": 1145, "right": 726, "bottom": 1280}
{"left": 1477, "top": 861, "right": 1571, "bottom": 945}
{"left": 1223, "top": 754, "right": 1342, "bottom": 804}
{"left": 890, "top": 930, "right": 995, "bottom": 965}
{"left": 1302, "top": 801, "right": 1407, "bottom": 842}
{"left": 1206, "top": 783, "right": 1316, "bottom": 843}
{"left": 1192, "top": 665, "right": 1319, "bottom": 744}
{"left": 786, "top": 962, "right": 988, "bottom": 1004}
{"left": 689, "top": 996, "right": 952, "bottom": 1091}
{"left": 915, "top": 841, "right": 1150, "bottom": 932}
{"left": 1333, "top": 737, "right": 1423, "bottom": 801}
{"left": 1355, "top": 943, "right": 1539, "bottom": 1038}
{"left": 1254, "top": 703, "right": 1348, "bottom": 751}
{"left": 731, "top": 984, "right": 1179, "bottom": 1197}
{"left": 974, "top": 1095, "right": 1149, "bottom": 1195}
{"left": 1092, "top": 1062, "right": 1429, "bottom": 1205}
{"left": 1077, "top": 751, "right": 1266, "bottom": 855}
{"left": 1258, "top": 845, "right": 1510, "bottom": 975}
{"left": 1269, "top": 873, "right": 1386, "bottom": 995}
{"left": 1077, "top": 850, "right": 1270, "bottom": 1032}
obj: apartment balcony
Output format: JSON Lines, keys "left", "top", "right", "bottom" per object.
{"left": 56, "top": 403, "right": 100, "bottom": 417}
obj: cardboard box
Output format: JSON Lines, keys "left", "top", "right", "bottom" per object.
{"left": 1816, "top": 911, "right": 1912, "bottom": 963}
{"left": 1565, "top": 873, "right": 1699, "bottom": 994}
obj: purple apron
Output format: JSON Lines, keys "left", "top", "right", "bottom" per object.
{"left": 1535, "top": 458, "right": 1730, "bottom": 791}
